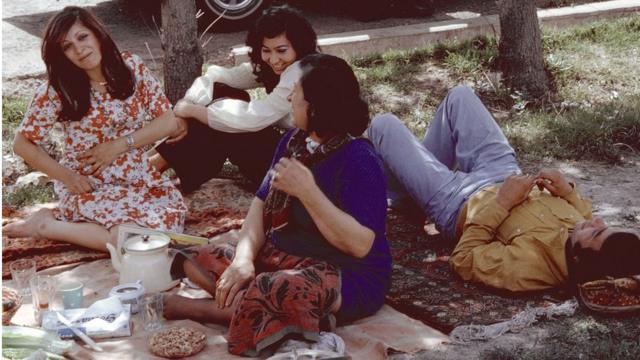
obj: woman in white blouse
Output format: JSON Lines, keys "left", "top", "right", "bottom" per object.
{"left": 151, "top": 6, "right": 318, "bottom": 193}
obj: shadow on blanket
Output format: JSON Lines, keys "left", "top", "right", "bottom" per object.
{"left": 2, "top": 178, "right": 568, "bottom": 333}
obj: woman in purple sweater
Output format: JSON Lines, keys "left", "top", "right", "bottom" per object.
{"left": 164, "top": 54, "right": 391, "bottom": 356}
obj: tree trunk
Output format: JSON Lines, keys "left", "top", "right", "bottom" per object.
{"left": 161, "top": 0, "right": 202, "bottom": 104}
{"left": 497, "top": 0, "right": 550, "bottom": 100}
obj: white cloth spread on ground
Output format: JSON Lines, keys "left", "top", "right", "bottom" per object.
{"left": 7, "top": 259, "right": 448, "bottom": 359}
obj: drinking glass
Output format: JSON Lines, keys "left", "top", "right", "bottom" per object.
{"left": 30, "top": 275, "right": 57, "bottom": 324}
{"left": 10, "top": 259, "right": 36, "bottom": 296}
{"left": 140, "top": 293, "right": 163, "bottom": 331}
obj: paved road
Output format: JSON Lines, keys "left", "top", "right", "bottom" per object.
{"left": 2, "top": 0, "right": 499, "bottom": 97}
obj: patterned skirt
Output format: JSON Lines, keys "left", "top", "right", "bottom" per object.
{"left": 185, "top": 241, "right": 340, "bottom": 356}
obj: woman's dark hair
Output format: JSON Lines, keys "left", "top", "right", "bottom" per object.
{"left": 245, "top": 5, "right": 317, "bottom": 93}
{"left": 42, "top": 6, "right": 134, "bottom": 122}
{"left": 299, "top": 54, "right": 369, "bottom": 138}
{"left": 570, "top": 231, "right": 640, "bottom": 284}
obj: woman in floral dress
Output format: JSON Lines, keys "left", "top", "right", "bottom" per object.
{"left": 3, "top": 6, "right": 186, "bottom": 251}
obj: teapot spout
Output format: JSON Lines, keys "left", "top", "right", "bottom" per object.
{"left": 106, "top": 243, "right": 122, "bottom": 272}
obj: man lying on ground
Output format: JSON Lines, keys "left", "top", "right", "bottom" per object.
{"left": 367, "top": 85, "right": 640, "bottom": 292}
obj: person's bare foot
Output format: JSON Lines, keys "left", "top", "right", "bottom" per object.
{"left": 2, "top": 208, "right": 54, "bottom": 238}
{"left": 163, "top": 294, "right": 232, "bottom": 324}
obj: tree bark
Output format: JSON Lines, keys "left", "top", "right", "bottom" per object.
{"left": 161, "top": 0, "right": 203, "bottom": 104}
{"left": 497, "top": 0, "right": 550, "bottom": 100}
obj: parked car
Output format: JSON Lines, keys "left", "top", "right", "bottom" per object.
{"left": 196, "top": 0, "right": 273, "bottom": 31}
{"left": 140, "top": 0, "right": 434, "bottom": 32}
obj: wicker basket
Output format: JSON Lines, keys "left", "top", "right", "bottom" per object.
{"left": 578, "top": 276, "right": 640, "bottom": 315}
{"left": 2, "top": 286, "right": 23, "bottom": 325}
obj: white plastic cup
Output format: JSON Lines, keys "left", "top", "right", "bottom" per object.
{"left": 57, "top": 281, "right": 84, "bottom": 309}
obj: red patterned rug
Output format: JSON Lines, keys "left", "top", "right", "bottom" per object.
{"left": 384, "top": 209, "right": 570, "bottom": 332}
{"left": 2, "top": 179, "right": 252, "bottom": 279}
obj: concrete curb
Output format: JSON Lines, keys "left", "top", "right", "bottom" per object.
{"left": 231, "top": 0, "right": 640, "bottom": 64}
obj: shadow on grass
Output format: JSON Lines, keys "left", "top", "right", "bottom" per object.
{"left": 504, "top": 96, "right": 640, "bottom": 163}
{"left": 481, "top": 314, "right": 640, "bottom": 360}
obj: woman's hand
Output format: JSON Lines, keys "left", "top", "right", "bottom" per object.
{"left": 62, "top": 170, "right": 94, "bottom": 194}
{"left": 215, "top": 259, "right": 255, "bottom": 309}
{"left": 173, "top": 100, "right": 193, "bottom": 119}
{"left": 271, "top": 158, "right": 316, "bottom": 199}
{"left": 77, "top": 140, "right": 124, "bottom": 175}
{"left": 166, "top": 116, "right": 189, "bottom": 144}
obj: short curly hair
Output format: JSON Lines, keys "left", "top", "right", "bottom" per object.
{"left": 570, "top": 231, "right": 640, "bottom": 284}
{"left": 245, "top": 5, "right": 317, "bottom": 93}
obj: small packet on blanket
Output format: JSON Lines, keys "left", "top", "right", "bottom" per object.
{"left": 41, "top": 296, "right": 132, "bottom": 339}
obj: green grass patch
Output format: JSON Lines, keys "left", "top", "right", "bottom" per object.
{"left": 2, "top": 97, "right": 29, "bottom": 144}
{"left": 2, "top": 184, "right": 57, "bottom": 209}
{"left": 504, "top": 96, "right": 640, "bottom": 162}
{"left": 350, "top": 15, "right": 640, "bottom": 163}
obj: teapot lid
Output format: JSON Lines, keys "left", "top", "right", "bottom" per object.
{"left": 125, "top": 234, "right": 170, "bottom": 253}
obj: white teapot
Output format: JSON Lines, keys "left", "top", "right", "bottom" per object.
{"left": 106, "top": 234, "right": 179, "bottom": 293}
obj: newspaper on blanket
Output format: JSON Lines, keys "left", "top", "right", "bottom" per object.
{"left": 41, "top": 296, "right": 132, "bottom": 339}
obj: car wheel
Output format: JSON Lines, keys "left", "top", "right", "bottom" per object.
{"left": 197, "top": 0, "right": 272, "bottom": 32}
{"left": 344, "top": 0, "right": 392, "bottom": 22}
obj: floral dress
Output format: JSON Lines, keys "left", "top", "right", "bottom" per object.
{"left": 17, "top": 53, "right": 187, "bottom": 232}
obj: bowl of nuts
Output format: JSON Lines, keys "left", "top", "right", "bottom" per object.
{"left": 578, "top": 276, "right": 640, "bottom": 315}
{"left": 2, "top": 286, "right": 22, "bottom": 325}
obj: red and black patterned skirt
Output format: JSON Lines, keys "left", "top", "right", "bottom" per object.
{"left": 186, "top": 241, "right": 340, "bottom": 356}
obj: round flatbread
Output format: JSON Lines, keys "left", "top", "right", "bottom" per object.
{"left": 148, "top": 327, "right": 207, "bottom": 358}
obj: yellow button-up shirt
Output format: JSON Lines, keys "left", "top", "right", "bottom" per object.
{"left": 450, "top": 184, "right": 592, "bottom": 292}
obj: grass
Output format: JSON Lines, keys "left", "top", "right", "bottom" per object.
{"left": 2, "top": 97, "right": 28, "bottom": 145}
{"left": 505, "top": 96, "right": 640, "bottom": 162}
{"left": 2, "top": 183, "right": 57, "bottom": 209}
{"left": 351, "top": 16, "right": 640, "bottom": 163}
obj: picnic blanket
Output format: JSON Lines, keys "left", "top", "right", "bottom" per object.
{"left": 5, "top": 260, "right": 448, "bottom": 359}
{"left": 3, "top": 177, "right": 567, "bottom": 334}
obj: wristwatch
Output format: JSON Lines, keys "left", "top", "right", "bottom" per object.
{"left": 126, "top": 134, "right": 135, "bottom": 151}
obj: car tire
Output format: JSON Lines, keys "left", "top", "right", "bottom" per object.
{"left": 196, "top": 0, "right": 273, "bottom": 32}
{"left": 343, "top": 0, "right": 392, "bottom": 22}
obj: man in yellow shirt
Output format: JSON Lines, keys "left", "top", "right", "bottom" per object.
{"left": 368, "top": 86, "right": 640, "bottom": 292}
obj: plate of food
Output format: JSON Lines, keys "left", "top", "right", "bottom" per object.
{"left": 2, "top": 286, "right": 22, "bottom": 325}
{"left": 578, "top": 276, "right": 640, "bottom": 315}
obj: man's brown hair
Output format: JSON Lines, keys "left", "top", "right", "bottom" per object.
{"left": 570, "top": 231, "right": 640, "bottom": 284}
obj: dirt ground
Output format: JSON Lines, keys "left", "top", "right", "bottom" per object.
{"left": 2, "top": 1, "right": 639, "bottom": 358}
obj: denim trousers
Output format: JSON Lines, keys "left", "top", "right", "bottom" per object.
{"left": 367, "top": 85, "right": 521, "bottom": 239}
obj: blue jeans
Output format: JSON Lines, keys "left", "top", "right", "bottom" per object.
{"left": 367, "top": 86, "right": 521, "bottom": 239}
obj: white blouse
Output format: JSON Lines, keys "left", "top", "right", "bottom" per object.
{"left": 183, "top": 61, "right": 302, "bottom": 133}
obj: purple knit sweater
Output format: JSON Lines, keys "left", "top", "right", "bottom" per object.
{"left": 257, "top": 129, "right": 391, "bottom": 323}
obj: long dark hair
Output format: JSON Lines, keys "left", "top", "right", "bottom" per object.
{"left": 299, "top": 54, "right": 370, "bottom": 138}
{"left": 245, "top": 5, "right": 317, "bottom": 93}
{"left": 42, "top": 6, "right": 134, "bottom": 122}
